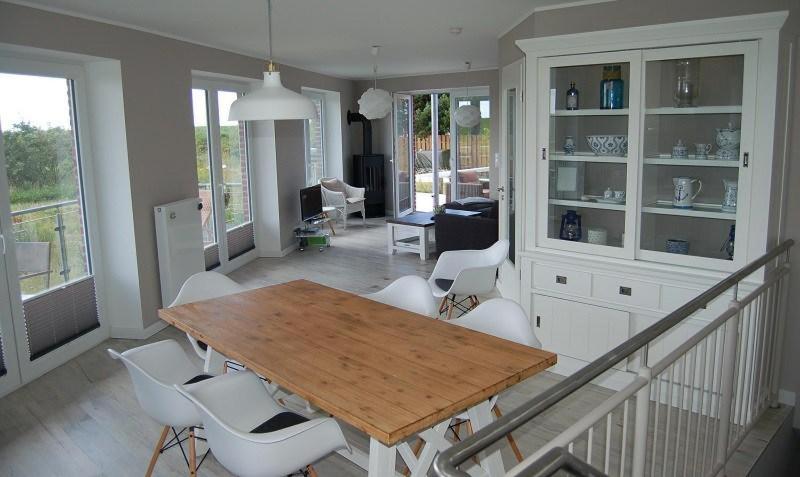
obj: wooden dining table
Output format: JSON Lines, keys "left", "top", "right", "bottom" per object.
{"left": 158, "top": 279, "right": 557, "bottom": 477}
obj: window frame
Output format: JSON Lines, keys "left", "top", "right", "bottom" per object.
{"left": 191, "top": 76, "right": 256, "bottom": 272}
{"left": 302, "top": 89, "right": 327, "bottom": 187}
{"left": 0, "top": 55, "right": 109, "bottom": 382}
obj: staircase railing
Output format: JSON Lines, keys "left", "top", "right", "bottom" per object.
{"left": 433, "top": 239, "right": 793, "bottom": 477}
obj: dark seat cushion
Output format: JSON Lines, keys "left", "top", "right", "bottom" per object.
{"left": 435, "top": 278, "right": 455, "bottom": 292}
{"left": 184, "top": 374, "right": 214, "bottom": 385}
{"left": 250, "top": 412, "right": 310, "bottom": 434}
{"left": 197, "top": 340, "right": 208, "bottom": 351}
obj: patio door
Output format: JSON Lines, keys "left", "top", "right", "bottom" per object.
{"left": 450, "top": 87, "right": 491, "bottom": 201}
{"left": 393, "top": 93, "right": 414, "bottom": 217}
{"left": 0, "top": 60, "right": 107, "bottom": 392}
{"left": 497, "top": 60, "right": 524, "bottom": 301}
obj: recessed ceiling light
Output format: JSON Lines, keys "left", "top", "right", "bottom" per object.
{"left": 449, "top": 27, "right": 463, "bottom": 35}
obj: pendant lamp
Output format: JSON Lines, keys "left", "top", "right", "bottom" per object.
{"left": 358, "top": 46, "right": 392, "bottom": 120}
{"left": 228, "top": 0, "right": 316, "bottom": 121}
{"left": 454, "top": 62, "right": 481, "bottom": 128}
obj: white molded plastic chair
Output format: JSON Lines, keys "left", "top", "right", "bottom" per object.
{"left": 170, "top": 271, "right": 246, "bottom": 373}
{"left": 108, "top": 339, "right": 214, "bottom": 476}
{"left": 320, "top": 177, "right": 366, "bottom": 229}
{"left": 176, "top": 371, "right": 349, "bottom": 477}
{"left": 428, "top": 240, "right": 509, "bottom": 319}
{"left": 362, "top": 275, "right": 438, "bottom": 318}
{"left": 448, "top": 298, "right": 542, "bottom": 462}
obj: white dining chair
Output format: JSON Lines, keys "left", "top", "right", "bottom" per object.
{"left": 176, "top": 371, "right": 349, "bottom": 477}
{"left": 428, "top": 239, "right": 509, "bottom": 319}
{"left": 108, "top": 339, "right": 217, "bottom": 477}
{"left": 170, "top": 271, "right": 247, "bottom": 374}
{"left": 361, "top": 275, "right": 438, "bottom": 318}
{"left": 447, "top": 298, "right": 541, "bottom": 462}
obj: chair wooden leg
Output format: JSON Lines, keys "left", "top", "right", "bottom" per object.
{"left": 401, "top": 438, "right": 425, "bottom": 476}
{"left": 451, "top": 421, "right": 462, "bottom": 441}
{"left": 145, "top": 425, "right": 170, "bottom": 477}
{"left": 446, "top": 299, "right": 455, "bottom": 320}
{"left": 307, "top": 465, "right": 319, "bottom": 477}
{"left": 188, "top": 427, "right": 197, "bottom": 476}
{"left": 493, "top": 405, "right": 524, "bottom": 463}
{"left": 439, "top": 297, "right": 449, "bottom": 315}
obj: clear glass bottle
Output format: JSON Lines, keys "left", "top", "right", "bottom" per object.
{"left": 673, "top": 59, "right": 698, "bottom": 107}
{"left": 566, "top": 81, "right": 579, "bottom": 110}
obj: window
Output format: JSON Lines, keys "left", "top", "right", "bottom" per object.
{"left": 191, "top": 81, "right": 255, "bottom": 269}
{"left": 304, "top": 90, "right": 325, "bottom": 186}
{"left": 0, "top": 72, "right": 99, "bottom": 359}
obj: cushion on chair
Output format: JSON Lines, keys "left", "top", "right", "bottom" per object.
{"left": 321, "top": 179, "right": 345, "bottom": 194}
{"left": 197, "top": 340, "right": 208, "bottom": 351}
{"left": 184, "top": 374, "right": 215, "bottom": 385}
{"left": 434, "top": 278, "right": 455, "bottom": 292}
{"left": 250, "top": 412, "right": 310, "bottom": 433}
{"left": 346, "top": 197, "right": 365, "bottom": 204}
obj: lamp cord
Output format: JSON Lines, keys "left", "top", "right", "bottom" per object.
{"left": 266, "top": 0, "right": 274, "bottom": 71}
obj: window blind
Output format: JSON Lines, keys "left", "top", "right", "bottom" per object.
{"left": 227, "top": 222, "right": 255, "bottom": 260}
{"left": 0, "top": 337, "right": 6, "bottom": 377}
{"left": 24, "top": 276, "right": 100, "bottom": 360}
{"left": 204, "top": 243, "right": 220, "bottom": 271}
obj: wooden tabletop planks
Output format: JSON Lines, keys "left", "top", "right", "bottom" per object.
{"left": 158, "top": 279, "right": 556, "bottom": 445}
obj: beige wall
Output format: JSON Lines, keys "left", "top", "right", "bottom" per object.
{"left": 0, "top": 2, "right": 354, "bottom": 329}
{"left": 499, "top": 0, "right": 800, "bottom": 419}
{"left": 353, "top": 69, "right": 499, "bottom": 214}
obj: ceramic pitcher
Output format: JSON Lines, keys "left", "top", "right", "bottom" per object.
{"left": 722, "top": 179, "right": 738, "bottom": 212}
{"left": 673, "top": 177, "right": 702, "bottom": 208}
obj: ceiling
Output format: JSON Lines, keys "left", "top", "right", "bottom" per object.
{"left": 9, "top": 0, "right": 573, "bottom": 79}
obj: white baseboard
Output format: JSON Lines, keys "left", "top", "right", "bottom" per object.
{"left": 110, "top": 320, "right": 168, "bottom": 340}
{"left": 259, "top": 242, "right": 297, "bottom": 258}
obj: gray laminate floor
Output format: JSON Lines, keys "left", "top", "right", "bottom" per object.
{"left": 0, "top": 218, "right": 788, "bottom": 476}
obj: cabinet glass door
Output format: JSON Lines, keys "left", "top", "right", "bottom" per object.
{"left": 638, "top": 43, "right": 755, "bottom": 268}
{"left": 538, "top": 52, "right": 640, "bottom": 257}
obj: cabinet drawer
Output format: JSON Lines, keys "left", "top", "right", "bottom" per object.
{"left": 592, "top": 274, "right": 660, "bottom": 309}
{"left": 533, "top": 264, "right": 591, "bottom": 296}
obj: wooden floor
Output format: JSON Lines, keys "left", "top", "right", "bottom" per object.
{"left": 0, "top": 218, "right": 789, "bottom": 476}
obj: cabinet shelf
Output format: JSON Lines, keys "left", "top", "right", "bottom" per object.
{"left": 549, "top": 198, "right": 626, "bottom": 211}
{"left": 644, "top": 106, "right": 742, "bottom": 115}
{"left": 551, "top": 108, "right": 629, "bottom": 117}
{"left": 641, "top": 201, "right": 735, "bottom": 220}
{"left": 551, "top": 152, "right": 627, "bottom": 163}
{"left": 643, "top": 156, "right": 739, "bottom": 167}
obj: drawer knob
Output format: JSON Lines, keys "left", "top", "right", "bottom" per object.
{"left": 556, "top": 275, "right": 567, "bottom": 285}
{"left": 619, "top": 286, "right": 632, "bottom": 296}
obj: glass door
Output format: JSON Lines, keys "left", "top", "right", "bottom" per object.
{"left": 451, "top": 87, "right": 491, "bottom": 201}
{"left": 393, "top": 93, "right": 414, "bottom": 216}
{"left": 0, "top": 66, "right": 105, "bottom": 383}
{"left": 498, "top": 60, "right": 523, "bottom": 301}
{"left": 0, "top": 131, "right": 20, "bottom": 396}
{"left": 536, "top": 51, "right": 641, "bottom": 258}
{"left": 192, "top": 81, "right": 255, "bottom": 271}
{"left": 637, "top": 42, "right": 756, "bottom": 270}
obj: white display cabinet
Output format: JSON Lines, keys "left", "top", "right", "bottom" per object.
{"left": 514, "top": 13, "right": 788, "bottom": 387}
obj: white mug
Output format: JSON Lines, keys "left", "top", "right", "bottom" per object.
{"left": 673, "top": 177, "right": 702, "bottom": 208}
{"left": 694, "top": 143, "right": 712, "bottom": 159}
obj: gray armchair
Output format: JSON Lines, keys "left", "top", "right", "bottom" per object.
{"left": 320, "top": 177, "right": 366, "bottom": 229}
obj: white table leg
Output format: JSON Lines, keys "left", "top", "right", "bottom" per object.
{"left": 369, "top": 438, "right": 397, "bottom": 477}
{"left": 466, "top": 401, "right": 505, "bottom": 477}
{"left": 419, "top": 228, "right": 428, "bottom": 261}
{"left": 387, "top": 224, "right": 396, "bottom": 255}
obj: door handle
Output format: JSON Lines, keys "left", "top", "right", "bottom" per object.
{"left": 496, "top": 186, "right": 505, "bottom": 192}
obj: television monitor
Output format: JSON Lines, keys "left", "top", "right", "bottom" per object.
{"left": 299, "top": 184, "right": 323, "bottom": 221}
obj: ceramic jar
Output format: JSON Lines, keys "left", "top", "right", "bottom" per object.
{"left": 587, "top": 227, "right": 608, "bottom": 245}
{"left": 722, "top": 179, "right": 738, "bottom": 212}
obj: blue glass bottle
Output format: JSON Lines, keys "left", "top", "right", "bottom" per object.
{"left": 600, "top": 65, "right": 624, "bottom": 109}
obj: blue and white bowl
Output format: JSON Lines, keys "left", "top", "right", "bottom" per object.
{"left": 586, "top": 135, "right": 628, "bottom": 156}
{"left": 666, "top": 239, "right": 690, "bottom": 255}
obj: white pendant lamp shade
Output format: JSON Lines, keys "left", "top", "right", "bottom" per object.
{"left": 358, "top": 87, "right": 393, "bottom": 120}
{"left": 454, "top": 104, "right": 481, "bottom": 128}
{"left": 228, "top": 72, "right": 316, "bottom": 121}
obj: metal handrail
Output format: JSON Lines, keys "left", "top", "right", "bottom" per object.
{"left": 433, "top": 239, "right": 794, "bottom": 477}
{"left": 10, "top": 199, "right": 78, "bottom": 217}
